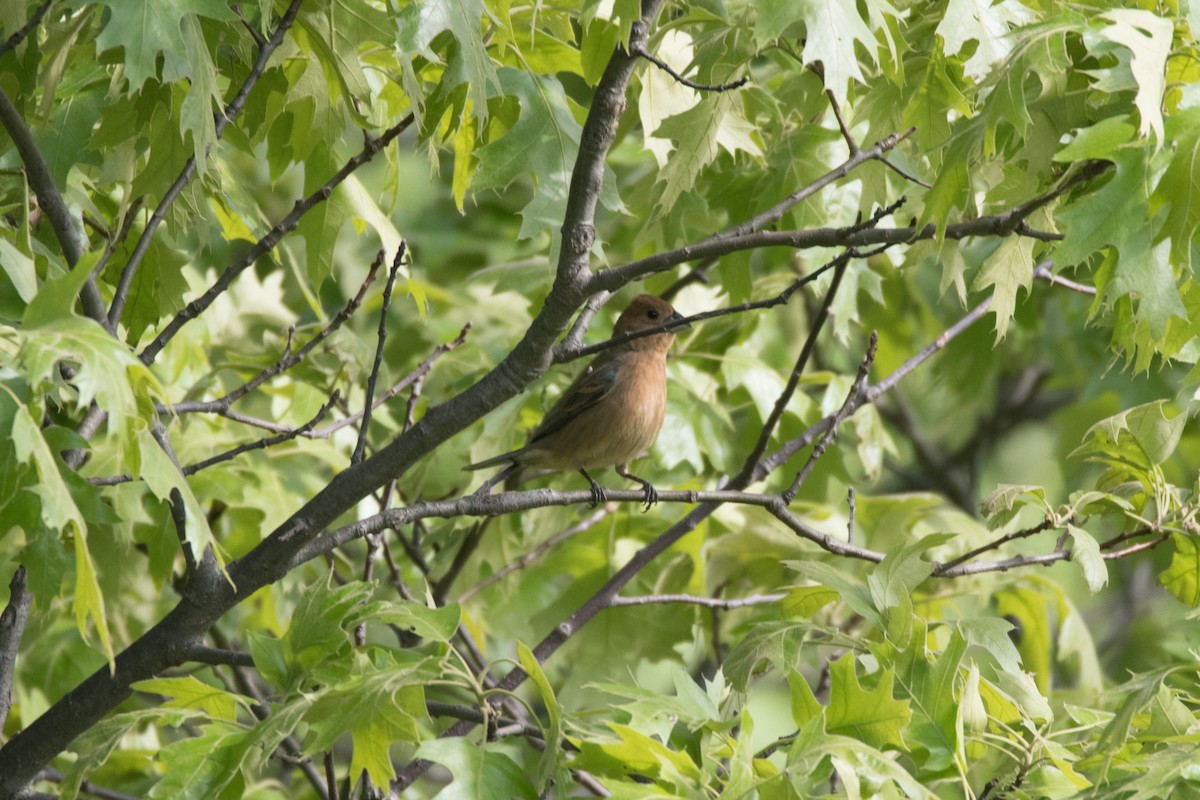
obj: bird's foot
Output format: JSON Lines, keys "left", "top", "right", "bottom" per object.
{"left": 636, "top": 480, "right": 658, "bottom": 512}
{"left": 616, "top": 465, "right": 658, "bottom": 511}
{"left": 579, "top": 468, "right": 608, "bottom": 508}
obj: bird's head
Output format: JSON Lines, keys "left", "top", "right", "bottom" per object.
{"left": 613, "top": 294, "right": 687, "bottom": 352}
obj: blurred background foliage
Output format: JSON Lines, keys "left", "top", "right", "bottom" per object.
{"left": 3, "top": 0, "right": 1200, "bottom": 797}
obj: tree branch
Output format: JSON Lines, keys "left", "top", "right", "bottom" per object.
{"left": 105, "top": 0, "right": 306, "bottom": 332}
{"left": 0, "top": 567, "right": 32, "bottom": 738}
{"left": 608, "top": 593, "right": 784, "bottom": 609}
{"left": 630, "top": 42, "right": 748, "bottom": 92}
{"left": 590, "top": 162, "right": 1111, "bottom": 294}
{"left": 353, "top": 244, "right": 406, "bottom": 465}
{"left": 0, "top": 86, "right": 106, "bottom": 324}
{"left": 0, "top": 0, "right": 51, "bottom": 59}
{"left": 0, "top": 4, "right": 668, "bottom": 792}
{"left": 138, "top": 112, "right": 415, "bottom": 366}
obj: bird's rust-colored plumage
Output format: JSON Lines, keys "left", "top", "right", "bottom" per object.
{"left": 466, "top": 294, "right": 685, "bottom": 508}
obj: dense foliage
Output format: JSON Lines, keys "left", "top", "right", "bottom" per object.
{"left": 3, "top": 0, "right": 1200, "bottom": 797}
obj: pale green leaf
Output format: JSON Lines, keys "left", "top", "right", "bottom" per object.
{"left": 416, "top": 739, "right": 539, "bottom": 800}
{"left": 132, "top": 676, "right": 242, "bottom": 722}
{"left": 937, "top": 0, "right": 1035, "bottom": 81}
{"left": 1098, "top": 10, "right": 1172, "bottom": 142}
{"left": 1067, "top": 524, "right": 1108, "bottom": 593}
{"left": 972, "top": 235, "right": 1034, "bottom": 339}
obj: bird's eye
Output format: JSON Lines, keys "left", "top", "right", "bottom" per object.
{"left": 647, "top": 309, "right": 660, "bottom": 320}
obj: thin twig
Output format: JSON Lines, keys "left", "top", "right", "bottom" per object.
{"left": 781, "top": 331, "right": 878, "bottom": 503}
{"left": 354, "top": 244, "right": 406, "bottom": 465}
{"left": 590, "top": 162, "right": 1111, "bottom": 293}
{"left": 34, "top": 769, "right": 140, "bottom": 800}
{"left": 1033, "top": 260, "right": 1096, "bottom": 295}
{"left": 768, "top": 502, "right": 886, "bottom": 563}
{"left": 760, "top": 296, "right": 993, "bottom": 476}
{"left": 168, "top": 488, "right": 197, "bottom": 577}
{"left": 167, "top": 254, "right": 384, "bottom": 417}
{"left": 138, "top": 112, "right": 416, "bottom": 365}
{"left": 556, "top": 248, "right": 857, "bottom": 363}
{"left": 106, "top": 0, "right": 306, "bottom": 332}
{"left": 608, "top": 593, "right": 785, "bottom": 609}
{"left": 90, "top": 391, "right": 340, "bottom": 485}
{"left": 937, "top": 519, "right": 1059, "bottom": 572}
{"left": 825, "top": 89, "right": 860, "bottom": 155}
{"left": 457, "top": 506, "right": 611, "bottom": 602}
{"left": 556, "top": 291, "right": 612, "bottom": 355}
{"left": 631, "top": 43, "right": 748, "bottom": 92}
{"left": 846, "top": 487, "right": 856, "bottom": 545}
{"left": 0, "top": 0, "right": 51, "bottom": 58}
{"left": 738, "top": 252, "right": 855, "bottom": 483}
{"left": 313, "top": 323, "right": 470, "bottom": 437}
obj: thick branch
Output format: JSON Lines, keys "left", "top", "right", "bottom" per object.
{"left": 0, "top": 3, "right": 667, "bottom": 791}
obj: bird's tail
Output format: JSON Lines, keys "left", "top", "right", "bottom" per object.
{"left": 463, "top": 448, "right": 523, "bottom": 471}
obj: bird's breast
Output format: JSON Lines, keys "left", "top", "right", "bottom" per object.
{"left": 526, "top": 354, "right": 667, "bottom": 470}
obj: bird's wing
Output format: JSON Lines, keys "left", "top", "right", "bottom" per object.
{"left": 529, "top": 356, "right": 621, "bottom": 445}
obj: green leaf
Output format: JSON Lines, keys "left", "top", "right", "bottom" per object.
{"left": 61, "top": 708, "right": 203, "bottom": 800}
{"left": 149, "top": 700, "right": 310, "bottom": 799}
{"left": 894, "top": 625, "right": 967, "bottom": 772}
{"left": 651, "top": 91, "right": 762, "bottom": 218}
{"left": 1159, "top": 532, "right": 1200, "bottom": 607}
{"left": 294, "top": 0, "right": 391, "bottom": 117}
{"left": 132, "top": 676, "right": 242, "bottom": 722}
{"left": 1152, "top": 108, "right": 1200, "bottom": 268}
{"left": 1054, "top": 116, "right": 1137, "bottom": 162}
{"left": 416, "top": 739, "right": 539, "bottom": 800}
{"left": 1059, "top": 151, "right": 1185, "bottom": 341}
{"left": 780, "top": 586, "right": 839, "bottom": 618}
{"left": 972, "top": 235, "right": 1034, "bottom": 339}
{"left": 1073, "top": 400, "right": 1187, "bottom": 468}
{"left": 394, "top": 0, "right": 496, "bottom": 127}
{"left": 80, "top": 0, "right": 235, "bottom": 91}
{"left": 787, "top": 670, "right": 823, "bottom": 729}
{"left": 978, "top": 484, "right": 1049, "bottom": 529}
{"left": 472, "top": 69, "right": 614, "bottom": 250}
{"left": 1066, "top": 525, "right": 1108, "bottom": 593}
{"left": 723, "top": 620, "right": 821, "bottom": 691}
{"left": 826, "top": 653, "right": 911, "bottom": 750}
{"left": 8, "top": 392, "right": 114, "bottom": 666}
{"left": 352, "top": 598, "right": 461, "bottom": 642}
{"left": 302, "top": 664, "right": 432, "bottom": 786}
{"left": 795, "top": 0, "right": 894, "bottom": 105}
{"left": 518, "top": 642, "right": 562, "bottom": 791}
{"left": 72, "top": 530, "right": 115, "bottom": 668}
{"left": 784, "top": 560, "right": 883, "bottom": 629}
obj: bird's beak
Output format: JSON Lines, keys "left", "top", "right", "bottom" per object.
{"left": 667, "top": 310, "right": 690, "bottom": 330}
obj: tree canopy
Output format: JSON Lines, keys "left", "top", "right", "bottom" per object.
{"left": 3, "top": 0, "right": 1200, "bottom": 798}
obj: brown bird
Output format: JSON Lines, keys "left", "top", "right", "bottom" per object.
{"left": 466, "top": 294, "right": 686, "bottom": 509}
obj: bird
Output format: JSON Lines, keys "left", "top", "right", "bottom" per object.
{"left": 466, "top": 294, "right": 686, "bottom": 510}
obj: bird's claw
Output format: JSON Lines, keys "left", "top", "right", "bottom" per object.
{"left": 639, "top": 481, "right": 658, "bottom": 512}
{"left": 580, "top": 469, "right": 607, "bottom": 508}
